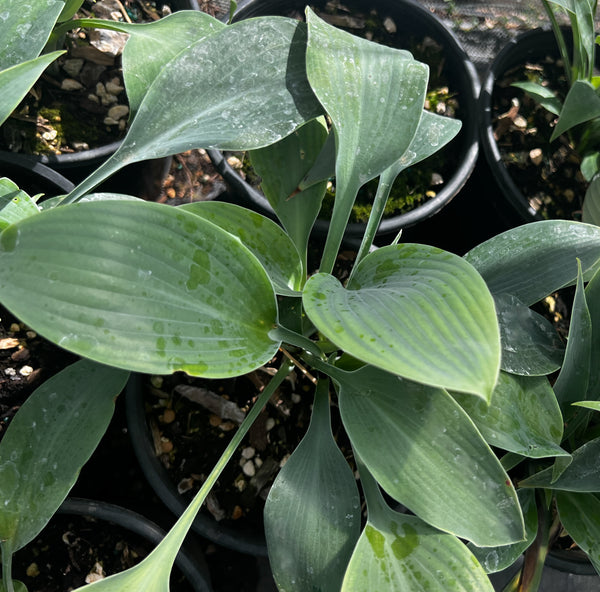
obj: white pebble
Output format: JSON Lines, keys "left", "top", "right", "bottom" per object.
{"left": 19, "top": 365, "right": 33, "bottom": 376}
{"left": 107, "top": 104, "right": 129, "bottom": 120}
{"left": 105, "top": 81, "right": 124, "bottom": 95}
{"left": 61, "top": 78, "right": 83, "bottom": 91}
{"left": 42, "top": 130, "right": 57, "bottom": 141}
{"left": 265, "top": 417, "right": 276, "bottom": 431}
{"left": 241, "top": 446, "right": 255, "bottom": 459}
{"left": 242, "top": 460, "right": 256, "bottom": 477}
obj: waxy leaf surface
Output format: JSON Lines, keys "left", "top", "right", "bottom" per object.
{"left": 493, "top": 294, "right": 564, "bottom": 376}
{"left": 304, "top": 244, "right": 500, "bottom": 400}
{"left": 342, "top": 510, "right": 493, "bottom": 591}
{"left": 0, "top": 200, "right": 279, "bottom": 377}
{"left": 0, "top": 51, "right": 64, "bottom": 128}
{"left": 249, "top": 117, "right": 328, "bottom": 269}
{"left": 334, "top": 365, "right": 524, "bottom": 547}
{"left": 68, "top": 16, "right": 323, "bottom": 200}
{"left": 265, "top": 380, "right": 360, "bottom": 592}
{"left": 0, "top": 360, "right": 128, "bottom": 552}
{"left": 305, "top": 8, "right": 429, "bottom": 272}
{"left": 553, "top": 264, "right": 592, "bottom": 409}
{"left": 0, "top": 178, "right": 39, "bottom": 230}
{"left": 465, "top": 220, "right": 600, "bottom": 305}
{"left": 0, "top": 0, "right": 63, "bottom": 68}
{"left": 469, "top": 490, "right": 538, "bottom": 573}
{"left": 519, "top": 437, "right": 600, "bottom": 492}
{"left": 452, "top": 372, "right": 566, "bottom": 458}
{"left": 556, "top": 492, "right": 600, "bottom": 573}
{"left": 180, "top": 201, "right": 304, "bottom": 295}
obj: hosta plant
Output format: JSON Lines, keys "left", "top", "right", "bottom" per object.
{"left": 2, "top": 4, "right": 600, "bottom": 592}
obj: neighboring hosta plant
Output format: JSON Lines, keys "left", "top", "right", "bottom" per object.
{"left": 2, "top": 5, "right": 600, "bottom": 592}
{"left": 513, "top": 0, "right": 600, "bottom": 224}
{"left": 462, "top": 224, "right": 600, "bottom": 591}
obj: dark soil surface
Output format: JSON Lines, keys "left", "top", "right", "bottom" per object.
{"left": 491, "top": 54, "right": 587, "bottom": 220}
{"left": 143, "top": 364, "right": 315, "bottom": 532}
{"left": 0, "top": 305, "right": 77, "bottom": 439}
{"left": 11, "top": 511, "right": 194, "bottom": 592}
{"left": 0, "top": 1, "right": 195, "bottom": 158}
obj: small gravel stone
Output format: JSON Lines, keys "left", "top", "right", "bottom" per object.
{"left": 177, "top": 477, "right": 194, "bottom": 494}
{"left": 107, "top": 104, "right": 129, "bottom": 120}
{"left": 241, "top": 446, "right": 255, "bottom": 459}
{"left": 61, "top": 78, "right": 84, "bottom": 91}
{"left": 382, "top": 16, "right": 396, "bottom": 33}
{"left": 19, "top": 365, "right": 33, "bottom": 377}
{"left": 265, "top": 417, "right": 276, "bottom": 431}
{"left": 161, "top": 408, "right": 176, "bottom": 424}
{"left": 105, "top": 80, "right": 124, "bottom": 95}
{"left": 242, "top": 460, "right": 256, "bottom": 477}
{"left": 62, "top": 58, "right": 84, "bottom": 78}
{"left": 529, "top": 148, "right": 543, "bottom": 166}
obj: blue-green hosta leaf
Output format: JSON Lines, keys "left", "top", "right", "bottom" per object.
{"left": 0, "top": 0, "right": 64, "bottom": 68}
{"left": 519, "top": 437, "right": 600, "bottom": 492}
{"left": 494, "top": 294, "right": 564, "bottom": 375}
{"left": 552, "top": 80, "right": 600, "bottom": 141}
{"left": 334, "top": 365, "right": 524, "bottom": 547}
{"left": 512, "top": 81, "right": 562, "bottom": 115}
{"left": 0, "top": 178, "right": 40, "bottom": 230}
{"left": 305, "top": 8, "right": 429, "bottom": 272}
{"left": 581, "top": 153, "right": 600, "bottom": 183}
{"left": 303, "top": 244, "right": 500, "bottom": 400}
{"left": 0, "top": 200, "right": 279, "bottom": 377}
{"left": 583, "top": 176, "right": 600, "bottom": 227}
{"left": 342, "top": 502, "right": 494, "bottom": 591}
{"left": 452, "top": 372, "right": 567, "bottom": 458}
{"left": 584, "top": 265, "right": 600, "bottom": 399}
{"left": 553, "top": 263, "right": 592, "bottom": 409}
{"left": 67, "top": 16, "right": 323, "bottom": 201}
{"left": 265, "top": 379, "right": 360, "bottom": 592}
{"left": 0, "top": 360, "right": 128, "bottom": 552}
{"left": 0, "top": 51, "right": 65, "bottom": 128}
{"left": 464, "top": 220, "right": 600, "bottom": 306}
{"left": 249, "top": 117, "right": 329, "bottom": 269}
{"left": 556, "top": 492, "right": 600, "bottom": 573}
{"left": 57, "top": 0, "right": 85, "bottom": 22}
{"left": 180, "top": 201, "right": 304, "bottom": 296}
{"left": 469, "top": 490, "right": 537, "bottom": 574}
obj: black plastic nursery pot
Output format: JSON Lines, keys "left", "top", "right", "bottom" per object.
{"left": 479, "top": 27, "right": 594, "bottom": 223}
{"left": 489, "top": 551, "right": 599, "bottom": 592}
{"left": 208, "top": 0, "right": 480, "bottom": 241}
{"left": 10, "top": 497, "right": 212, "bottom": 591}
{"left": 125, "top": 374, "right": 270, "bottom": 556}
{"left": 0, "top": 0, "right": 196, "bottom": 197}
{"left": 0, "top": 151, "right": 75, "bottom": 197}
